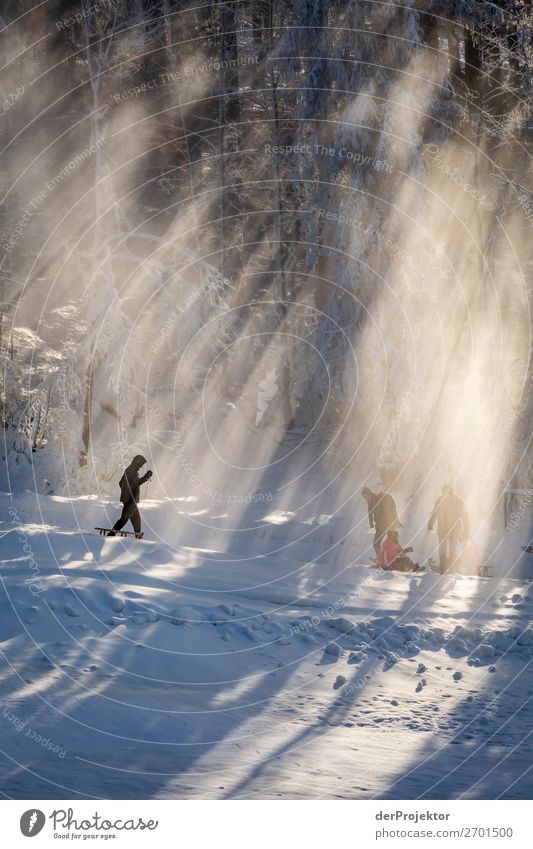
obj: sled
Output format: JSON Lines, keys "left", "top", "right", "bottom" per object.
{"left": 94, "top": 527, "right": 144, "bottom": 540}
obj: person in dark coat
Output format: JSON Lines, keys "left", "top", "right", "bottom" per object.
{"left": 108, "top": 455, "right": 152, "bottom": 538}
{"left": 362, "top": 486, "right": 402, "bottom": 557}
{"left": 428, "top": 485, "right": 469, "bottom": 572}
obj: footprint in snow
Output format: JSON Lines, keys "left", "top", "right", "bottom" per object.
{"left": 324, "top": 642, "right": 342, "bottom": 659}
{"left": 131, "top": 613, "right": 147, "bottom": 625}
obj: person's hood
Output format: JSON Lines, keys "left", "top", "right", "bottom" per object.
{"left": 131, "top": 454, "right": 147, "bottom": 468}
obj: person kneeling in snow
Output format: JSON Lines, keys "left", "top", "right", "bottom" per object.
{"left": 378, "top": 530, "right": 420, "bottom": 572}
{"left": 108, "top": 454, "right": 152, "bottom": 538}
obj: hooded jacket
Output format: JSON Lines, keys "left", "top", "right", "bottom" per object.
{"left": 119, "top": 455, "right": 150, "bottom": 504}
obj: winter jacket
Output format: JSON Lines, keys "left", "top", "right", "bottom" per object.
{"left": 379, "top": 539, "right": 402, "bottom": 569}
{"left": 367, "top": 491, "right": 401, "bottom": 532}
{"left": 119, "top": 464, "right": 151, "bottom": 504}
{"left": 428, "top": 491, "right": 469, "bottom": 538}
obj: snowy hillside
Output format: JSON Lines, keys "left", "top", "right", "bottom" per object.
{"left": 1, "top": 490, "right": 532, "bottom": 800}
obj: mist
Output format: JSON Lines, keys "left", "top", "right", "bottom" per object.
{"left": 1, "top": 0, "right": 531, "bottom": 566}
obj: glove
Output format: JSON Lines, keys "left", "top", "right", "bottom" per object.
{"left": 146, "top": 470, "right": 153, "bottom": 479}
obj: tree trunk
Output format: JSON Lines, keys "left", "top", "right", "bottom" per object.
{"left": 81, "top": 359, "right": 94, "bottom": 467}
{"left": 217, "top": 2, "right": 242, "bottom": 279}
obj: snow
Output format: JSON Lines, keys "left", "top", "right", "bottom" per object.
{"left": 1, "top": 489, "right": 532, "bottom": 799}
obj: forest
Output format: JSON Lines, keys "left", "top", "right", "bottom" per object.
{"left": 1, "top": 0, "right": 533, "bottom": 807}
{"left": 0, "top": 0, "right": 532, "bottom": 533}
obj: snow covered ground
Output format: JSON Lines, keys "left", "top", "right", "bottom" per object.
{"left": 1, "top": 490, "right": 532, "bottom": 799}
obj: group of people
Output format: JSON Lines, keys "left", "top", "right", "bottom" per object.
{"left": 106, "top": 457, "right": 472, "bottom": 575}
{"left": 362, "top": 485, "right": 471, "bottom": 574}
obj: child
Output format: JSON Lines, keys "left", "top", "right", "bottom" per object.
{"left": 379, "top": 529, "right": 419, "bottom": 572}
